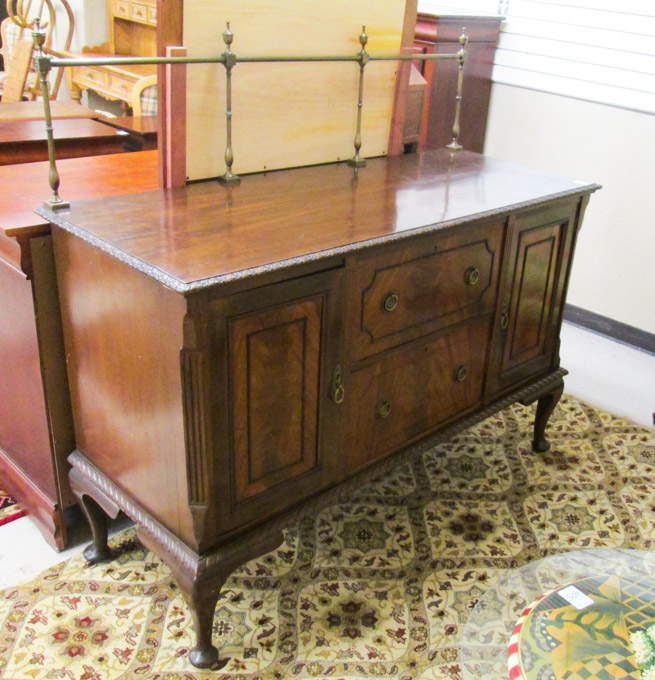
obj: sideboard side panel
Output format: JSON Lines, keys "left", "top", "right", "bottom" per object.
{"left": 53, "top": 228, "right": 194, "bottom": 544}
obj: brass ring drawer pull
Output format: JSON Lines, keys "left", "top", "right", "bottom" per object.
{"left": 382, "top": 291, "right": 399, "bottom": 312}
{"left": 500, "top": 310, "right": 509, "bottom": 330}
{"left": 464, "top": 266, "right": 480, "bottom": 286}
{"left": 376, "top": 400, "right": 392, "bottom": 419}
{"left": 454, "top": 365, "right": 468, "bottom": 382}
{"left": 332, "top": 366, "right": 345, "bottom": 404}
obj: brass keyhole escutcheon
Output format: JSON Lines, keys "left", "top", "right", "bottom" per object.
{"left": 455, "top": 365, "right": 468, "bottom": 382}
{"left": 376, "top": 400, "right": 392, "bottom": 418}
{"left": 464, "top": 266, "right": 480, "bottom": 286}
{"left": 500, "top": 305, "right": 509, "bottom": 330}
{"left": 382, "top": 292, "right": 399, "bottom": 312}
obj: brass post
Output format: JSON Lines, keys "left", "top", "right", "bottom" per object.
{"left": 218, "top": 21, "right": 240, "bottom": 186}
{"left": 33, "top": 19, "right": 70, "bottom": 210}
{"left": 347, "top": 26, "right": 369, "bottom": 168}
{"left": 446, "top": 29, "right": 469, "bottom": 152}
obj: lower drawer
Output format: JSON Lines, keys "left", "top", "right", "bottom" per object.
{"left": 346, "top": 315, "right": 491, "bottom": 472}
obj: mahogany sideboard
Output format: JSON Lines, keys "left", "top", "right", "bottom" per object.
{"left": 0, "top": 151, "right": 158, "bottom": 549}
{"left": 41, "top": 150, "right": 599, "bottom": 667}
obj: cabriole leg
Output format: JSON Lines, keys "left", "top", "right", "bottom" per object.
{"left": 69, "top": 465, "right": 119, "bottom": 563}
{"left": 187, "top": 584, "right": 226, "bottom": 669}
{"left": 531, "top": 379, "right": 564, "bottom": 453}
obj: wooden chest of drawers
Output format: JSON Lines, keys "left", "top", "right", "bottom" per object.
{"left": 41, "top": 150, "right": 599, "bottom": 668}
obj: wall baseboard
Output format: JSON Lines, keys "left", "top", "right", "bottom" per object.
{"left": 564, "top": 304, "right": 655, "bottom": 356}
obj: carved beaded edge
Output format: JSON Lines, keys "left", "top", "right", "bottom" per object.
{"left": 36, "top": 184, "right": 599, "bottom": 295}
{"left": 68, "top": 368, "right": 567, "bottom": 573}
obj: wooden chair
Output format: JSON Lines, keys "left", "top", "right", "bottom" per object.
{"left": 131, "top": 74, "right": 158, "bottom": 116}
{"left": 0, "top": 37, "right": 33, "bottom": 101}
{"left": 0, "top": 0, "right": 74, "bottom": 101}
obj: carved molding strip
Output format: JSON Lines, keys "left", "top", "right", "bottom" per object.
{"left": 37, "top": 183, "right": 599, "bottom": 294}
{"left": 181, "top": 348, "right": 209, "bottom": 506}
{"left": 68, "top": 450, "right": 200, "bottom": 572}
{"left": 69, "top": 368, "right": 567, "bottom": 575}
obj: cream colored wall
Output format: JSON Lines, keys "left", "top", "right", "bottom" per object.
{"left": 484, "top": 84, "right": 655, "bottom": 334}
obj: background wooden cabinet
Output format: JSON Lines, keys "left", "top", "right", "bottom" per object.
{"left": 414, "top": 14, "right": 502, "bottom": 152}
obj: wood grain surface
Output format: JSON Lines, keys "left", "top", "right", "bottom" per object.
{"left": 0, "top": 150, "right": 159, "bottom": 237}
{"left": 183, "top": 0, "right": 406, "bottom": 180}
{"left": 46, "top": 150, "right": 597, "bottom": 289}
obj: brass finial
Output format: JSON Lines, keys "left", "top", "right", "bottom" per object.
{"left": 219, "top": 20, "right": 240, "bottom": 186}
{"left": 347, "top": 25, "right": 369, "bottom": 168}
{"left": 32, "top": 17, "right": 46, "bottom": 52}
{"left": 446, "top": 28, "right": 468, "bottom": 152}
{"left": 33, "top": 18, "right": 69, "bottom": 210}
{"left": 223, "top": 21, "right": 234, "bottom": 48}
{"left": 359, "top": 25, "right": 368, "bottom": 50}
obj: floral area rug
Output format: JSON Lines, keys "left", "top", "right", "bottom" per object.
{"left": 1, "top": 396, "right": 654, "bottom": 680}
{"left": 0, "top": 490, "right": 25, "bottom": 527}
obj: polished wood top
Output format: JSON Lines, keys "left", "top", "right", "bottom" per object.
{"left": 43, "top": 150, "right": 600, "bottom": 292}
{"left": 0, "top": 151, "right": 158, "bottom": 238}
{"left": 0, "top": 118, "right": 124, "bottom": 145}
{"left": 0, "top": 101, "right": 99, "bottom": 122}
{"left": 98, "top": 116, "right": 158, "bottom": 136}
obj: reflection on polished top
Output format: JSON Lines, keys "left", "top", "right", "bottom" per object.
{"left": 39, "top": 150, "right": 599, "bottom": 292}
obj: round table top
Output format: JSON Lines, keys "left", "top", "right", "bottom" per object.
{"left": 460, "top": 549, "right": 655, "bottom": 680}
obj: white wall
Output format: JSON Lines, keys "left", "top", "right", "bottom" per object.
{"left": 64, "top": 0, "right": 107, "bottom": 51}
{"left": 484, "top": 84, "right": 655, "bottom": 334}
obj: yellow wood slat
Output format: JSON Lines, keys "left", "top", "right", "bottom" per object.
{"left": 183, "top": 0, "right": 406, "bottom": 180}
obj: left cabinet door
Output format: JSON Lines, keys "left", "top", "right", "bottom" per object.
{"left": 208, "top": 267, "right": 346, "bottom": 536}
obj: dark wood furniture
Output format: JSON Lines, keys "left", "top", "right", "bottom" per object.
{"left": 43, "top": 150, "right": 598, "bottom": 666}
{"left": 97, "top": 114, "right": 157, "bottom": 150}
{"left": 414, "top": 14, "right": 502, "bottom": 152}
{"left": 0, "top": 118, "right": 128, "bottom": 165}
{"left": 0, "top": 150, "right": 158, "bottom": 549}
{"left": 0, "top": 101, "right": 99, "bottom": 121}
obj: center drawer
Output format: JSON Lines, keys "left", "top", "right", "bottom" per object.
{"left": 345, "top": 315, "right": 492, "bottom": 473}
{"left": 349, "top": 220, "right": 504, "bottom": 361}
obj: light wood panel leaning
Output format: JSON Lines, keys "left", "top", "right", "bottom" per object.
{"left": 183, "top": 0, "right": 406, "bottom": 180}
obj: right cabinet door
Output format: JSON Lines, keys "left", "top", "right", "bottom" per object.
{"left": 486, "top": 199, "right": 581, "bottom": 398}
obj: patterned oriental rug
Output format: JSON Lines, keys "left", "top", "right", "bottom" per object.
{"left": 0, "top": 490, "right": 25, "bottom": 527}
{"left": 1, "top": 396, "right": 654, "bottom": 680}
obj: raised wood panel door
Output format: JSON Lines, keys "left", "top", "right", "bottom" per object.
{"left": 487, "top": 201, "right": 579, "bottom": 397}
{"left": 207, "top": 268, "right": 345, "bottom": 537}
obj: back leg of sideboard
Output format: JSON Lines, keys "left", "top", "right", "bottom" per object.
{"left": 519, "top": 374, "right": 565, "bottom": 453}
{"left": 69, "top": 465, "right": 120, "bottom": 563}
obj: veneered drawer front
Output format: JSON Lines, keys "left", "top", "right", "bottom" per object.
{"left": 130, "top": 2, "right": 148, "bottom": 22}
{"left": 107, "top": 75, "right": 134, "bottom": 100}
{"left": 350, "top": 220, "right": 504, "bottom": 361}
{"left": 113, "top": 0, "right": 129, "bottom": 18}
{"left": 75, "top": 67, "right": 107, "bottom": 89}
{"left": 346, "top": 315, "right": 491, "bottom": 473}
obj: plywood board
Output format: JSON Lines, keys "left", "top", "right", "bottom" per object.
{"left": 184, "top": 0, "right": 406, "bottom": 181}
